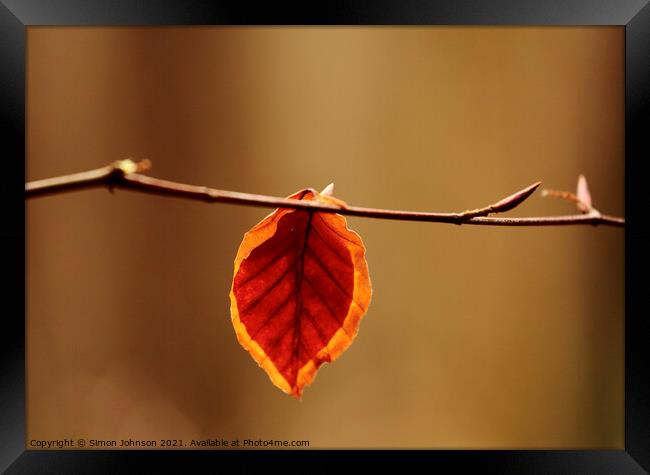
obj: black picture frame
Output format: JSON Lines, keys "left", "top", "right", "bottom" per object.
{"left": 2, "top": 1, "right": 648, "bottom": 473}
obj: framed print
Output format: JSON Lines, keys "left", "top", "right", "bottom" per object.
{"left": 2, "top": 0, "right": 648, "bottom": 473}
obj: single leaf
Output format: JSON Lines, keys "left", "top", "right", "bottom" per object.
{"left": 576, "top": 174, "right": 592, "bottom": 212}
{"left": 230, "top": 188, "right": 372, "bottom": 399}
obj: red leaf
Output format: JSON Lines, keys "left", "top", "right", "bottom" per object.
{"left": 230, "top": 188, "right": 372, "bottom": 399}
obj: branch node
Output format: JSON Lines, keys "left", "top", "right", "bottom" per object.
{"left": 589, "top": 208, "right": 602, "bottom": 224}
{"left": 113, "top": 159, "right": 139, "bottom": 175}
{"left": 457, "top": 181, "right": 540, "bottom": 220}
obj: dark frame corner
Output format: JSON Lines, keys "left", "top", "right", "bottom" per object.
{"left": 2, "top": 0, "right": 648, "bottom": 473}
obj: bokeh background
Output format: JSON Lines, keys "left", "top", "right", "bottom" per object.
{"left": 26, "top": 27, "right": 624, "bottom": 448}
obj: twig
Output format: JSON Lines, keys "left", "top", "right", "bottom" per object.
{"left": 25, "top": 159, "right": 625, "bottom": 228}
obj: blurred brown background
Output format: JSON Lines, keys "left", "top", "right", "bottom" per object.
{"left": 26, "top": 27, "right": 624, "bottom": 449}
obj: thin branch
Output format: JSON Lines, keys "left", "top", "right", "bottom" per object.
{"left": 25, "top": 159, "right": 625, "bottom": 228}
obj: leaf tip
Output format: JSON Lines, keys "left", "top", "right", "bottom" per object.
{"left": 492, "top": 181, "right": 541, "bottom": 213}
{"left": 576, "top": 174, "right": 592, "bottom": 211}
{"left": 321, "top": 183, "right": 335, "bottom": 196}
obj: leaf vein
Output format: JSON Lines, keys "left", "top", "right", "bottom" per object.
{"left": 303, "top": 275, "right": 351, "bottom": 338}
{"left": 240, "top": 262, "right": 294, "bottom": 314}
{"left": 249, "top": 290, "right": 295, "bottom": 339}
{"left": 304, "top": 246, "right": 366, "bottom": 311}
{"left": 315, "top": 213, "right": 362, "bottom": 247}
